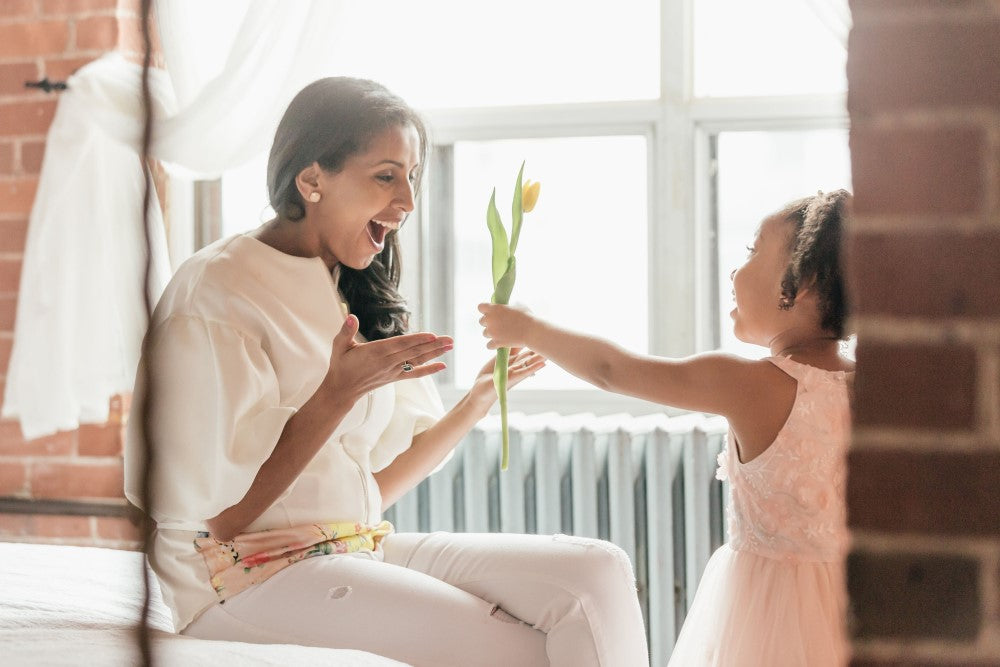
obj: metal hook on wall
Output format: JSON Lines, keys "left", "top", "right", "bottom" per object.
{"left": 24, "top": 78, "right": 68, "bottom": 93}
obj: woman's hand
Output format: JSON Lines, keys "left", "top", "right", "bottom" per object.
{"left": 321, "top": 315, "right": 453, "bottom": 402}
{"left": 467, "top": 347, "right": 547, "bottom": 410}
{"left": 477, "top": 303, "right": 536, "bottom": 350}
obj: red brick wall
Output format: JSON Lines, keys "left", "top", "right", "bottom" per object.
{"left": 846, "top": 1, "right": 1000, "bottom": 664}
{"left": 0, "top": 0, "right": 148, "bottom": 550}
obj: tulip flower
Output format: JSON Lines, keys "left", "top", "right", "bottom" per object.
{"left": 522, "top": 179, "right": 541, "bottom": 213}
{"left": 486, "top": 161, "right": 539, "bottom": 470}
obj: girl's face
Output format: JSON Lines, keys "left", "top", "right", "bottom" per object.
{"left": 304, "top": 123, "right": 421, "bottom": 270}
{"left": 729, "top": 215, "right": 795, "bottom": 346}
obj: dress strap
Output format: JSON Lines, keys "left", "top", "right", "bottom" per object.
{"left": 766, "top": 356, "right": 852, "bottom": 387}
{"left": 766, "top": 355, "right": 807, "bottom": 379}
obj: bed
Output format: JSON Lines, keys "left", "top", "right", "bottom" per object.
{"left": 0, "top": 541, "right": 408, "bottom": 666}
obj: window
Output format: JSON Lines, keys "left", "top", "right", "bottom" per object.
{"left": 196, "top": 0, "right": 851, "bottom": 414}
{"left": 694, "top": 0, "right": 849, "bottom": 97}
{"left": 449, "top": 136, "right": 649, "bottom": 390}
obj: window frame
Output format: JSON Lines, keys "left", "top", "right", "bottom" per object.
{"left": 182, "top": 0, "right": 850, "bottom": 416}
{"left": 412, "top": 0, "right": 848, "bottom": 414}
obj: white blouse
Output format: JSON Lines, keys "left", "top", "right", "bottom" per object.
{"left": 124, "top": 234, "right": 444, "bottom": 631}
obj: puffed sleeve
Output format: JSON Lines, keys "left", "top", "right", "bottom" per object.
{"left": 368, "top": 375, "right": 445, "bottom": 472}
{"left": 124, "top": 315, "right": 296, "bottom": 525}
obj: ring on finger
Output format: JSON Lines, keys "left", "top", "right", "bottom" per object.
{"left": 401, "top": 362, "right": 414, "bottom": 373}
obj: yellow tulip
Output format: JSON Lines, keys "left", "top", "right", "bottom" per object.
{"left": 522, "top": 180, "right": 541, "bottom": 213}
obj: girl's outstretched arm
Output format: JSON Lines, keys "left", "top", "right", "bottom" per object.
{"left": 478, "top": 303, "right": 793, "bottom": 421}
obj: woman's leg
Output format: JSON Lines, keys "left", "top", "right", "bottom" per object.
{"left": 183, "top": 552, "right": 548, "bottom": 667}
{"left": 382, "top": 532, "right": 650, "bottom": 667}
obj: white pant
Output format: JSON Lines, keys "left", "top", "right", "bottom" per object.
{"left": 183, "top": 531, "right": 650, "bottom": 667}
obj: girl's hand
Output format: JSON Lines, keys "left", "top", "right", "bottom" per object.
{"left": 322, "top": 315, "right": 453, "bottom": 401}
{"left": 467, "top": 347, "right": 547, "bottom": 410}
{"left": 477, "top": 303, "right": 535, "bottom": 350}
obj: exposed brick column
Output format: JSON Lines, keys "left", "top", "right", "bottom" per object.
{"left": 0, "top": 0, "right": 151, "bottom": 550}
{"left": 846, "top": 1, "right": 1000, "bottom": 664}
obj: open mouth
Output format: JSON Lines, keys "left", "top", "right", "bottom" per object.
{"left": 366, "top": 219, "right": 399, "bottom": 251}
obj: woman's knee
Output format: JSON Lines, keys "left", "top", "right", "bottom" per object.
{"left": 550, "top": 535, "right": 637, "bottom": 590}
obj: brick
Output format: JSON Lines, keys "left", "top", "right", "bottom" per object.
{"left": 854, "top": 342, "right": 977, "bottom": 430}
{"left": 0, "top": 421, "right": 75, "bottom": 455}
{"left": 108, "top": 393, "right": 128, "bottom": 424}
{"left": 0, "top": 336, "right": 11, "bottom": 373}
{"left": 0, "top": 514, "right": 93, "bottom": 539}
{"left": 44, "top": 56, "right": 94, "bottom": 80}
{"left": 0, "top": 513, "right": 30, "bottom": 537}
{"left": 850, "top": 125, "right": 985, "bottom": 216}
{"left": 0, "top": 461, "right": 27, "bottom": 495}
{"left": 0, "top": 258, "right": 22, "bottom": 294}
{"left": 0, "top": 62, "right": 39, "bottom": 97}
{"left": 41, "top": 0, "right": 117, "bottom": 14}
{"left": 852, "top": 660, "right": 1000, "bottom": 667}
{"left": 77, "top": 422, "right": 122, "bottom": 456}
{"left": 849, "top": 20, "right": 1000, "bottom": 114}
{"left": 848, "top": 450, "right": 1000, "bottom": 535}
{"left": 848, "top": 232, "right": 1000, "bottom": 318}
{"left": 20, "top": 140, "right": 45, "bottom": 174}
{"left": 0, "top": 219, "right": 27, "bottom": 253}
{"left": 74, "top": 15, "right": 117, "bottom": 51}
{"left": 0, "top": 0, "right": 40, "bottom": 18}
{"left": 94, "top": 515, "right": 140, "bottom": 541}
{"left": 0, "top": 178, "right": 37, "bottom": 216}
{"left": 117, "top": 0, "right": 141, "bottom": 14}
{"left": 847, "top": 550, "right": 980, "bottom": 640}
{"left": 0, "top": 100, "right": 57, "bottom": 136}
{"left": 0, "top": 21, "right": 69, "bottom": 58}
{"left": 0, "top": 294, "right": 15, "bottom": 331}
{"left": 851, "top": 0, "right": 994, "bottom": 9}
{"left": 30, "top": 461, "right": 124, "bottom": 499}
{"left": 0, "top": 142, "right": 12, "bottom": 174}
{"left": 28, "top": 514, "right": 91, "bottom": 538}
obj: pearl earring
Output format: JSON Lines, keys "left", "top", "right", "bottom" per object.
{"left": 308, "top": 192, "right": 321, "bottom": 203}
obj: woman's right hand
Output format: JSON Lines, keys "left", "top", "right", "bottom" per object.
{"left": 321, "top": 314, "right": 453, "bottom": 401}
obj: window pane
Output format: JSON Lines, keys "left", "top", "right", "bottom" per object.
{"left": 715, "top": 129, "right": 851, "bottom": 358}
{"left": 220, "top": 151, "right": 272, "bottom": 238}
{"left": 452, "top": 137, "right": 648, "bottom": 389}
{"left": 331, "top": 1, "right": 659, "bottom": 108}
{"left": 694, "top": 0, "right": 849, "bottom": 97}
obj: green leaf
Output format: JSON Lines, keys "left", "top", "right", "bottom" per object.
{"left": 509, "top": 161, "right": 526, "bottom": 255}
{"left": 491, "top": 256, "right": 516, "bottom": 305}
{"left": 486, "top": 189, "right": 509, "bottom": 288}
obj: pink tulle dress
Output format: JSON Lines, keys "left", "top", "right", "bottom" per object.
{"left": 668, "top": 356, "right": 852, "bottom": 666}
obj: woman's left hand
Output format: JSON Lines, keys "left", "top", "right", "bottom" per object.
{"left": 468, "top": 348, "right": 547, "bottom": 409}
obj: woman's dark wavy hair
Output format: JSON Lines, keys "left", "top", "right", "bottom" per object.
{"left": 267, "top": 77, "right": 427, "bottom": 341}
{"left": 775, "top": 189, "right": 852, "bottom": 339}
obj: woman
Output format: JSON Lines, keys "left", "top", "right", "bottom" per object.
{"left": 124, "top": 77, "right": 649, "bottom": 667}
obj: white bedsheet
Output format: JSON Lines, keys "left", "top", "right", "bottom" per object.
{"left": 0, "top": 541, "right": 408, "bottom": 666}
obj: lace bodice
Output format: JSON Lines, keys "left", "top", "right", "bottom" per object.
{"left": 715, "top": 356, "right": 851, "bottom": 563}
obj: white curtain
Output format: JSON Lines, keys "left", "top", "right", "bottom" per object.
{"left": 802, "top": 0, "right": 852, "bottom": 47}
{"left": 3, "top": 0, "right": 346, "bottom": 439}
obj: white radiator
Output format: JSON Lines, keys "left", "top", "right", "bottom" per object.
{"left": 382, "top": 412, "right": 730, "bottom": 667}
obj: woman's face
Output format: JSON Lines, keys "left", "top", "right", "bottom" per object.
{"left": 305, "top": 123, "right": 421, "bottom": 270}
{"left": 729, "top": 215, "right": 794, "bottom": 346}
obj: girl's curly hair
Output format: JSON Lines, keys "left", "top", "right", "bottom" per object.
{"left": 776, "top": 189, "right": 852, "bottom": 339}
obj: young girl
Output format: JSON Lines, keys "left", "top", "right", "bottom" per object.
{"left": 480, "top": 190, "right": 854, "bottom": 666}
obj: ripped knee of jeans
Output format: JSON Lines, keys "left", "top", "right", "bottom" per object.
{"left": 326, "top": 585, "right": 352, "bottom": 600}
{"left": 551, "top": 534, "right": 637, "bottom": 587}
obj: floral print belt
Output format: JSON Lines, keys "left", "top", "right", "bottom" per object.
{"left": 194, "top": 520, "right": 394, "bottom": 601}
